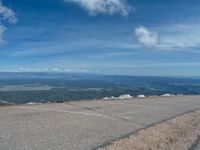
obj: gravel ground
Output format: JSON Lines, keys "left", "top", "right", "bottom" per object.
{"left": 99, "top": 109, "right": 200, "bottom": 150}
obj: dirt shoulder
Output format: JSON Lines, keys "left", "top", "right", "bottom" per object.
{"left": 98, "top": 109, "right": 200, "bottom": 150}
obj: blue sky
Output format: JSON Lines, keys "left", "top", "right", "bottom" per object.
{"left": 0, "top": 0, "right": 200, "bottom": 76}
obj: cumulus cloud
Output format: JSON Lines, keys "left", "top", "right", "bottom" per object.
{"left": 65, "top": 0, "right": 132, "bottom": 16}
{"left": 0, "top": 1, "right": 17, "bottom": 44}
{"left": 135, "top": 26, "right": 158, "bottom": 48}
{"left": 0, "top": 25, "right": 6, "bottom": 43}
{"left": 0, "top": 1, "right": 17, "bottom": 24}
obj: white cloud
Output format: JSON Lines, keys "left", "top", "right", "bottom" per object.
{"left": 157, "top": 23, "right": 200, "bottom": 50}
{"left": 15, "top": 67, "right": 91, "bottom": 73}
{"left": 135, "top": 26, "right": 158, "bottom": 48}
{"left": 0, "top": 1, "right": 17, "bottom": 24}
{"left": 65, "top": 0, "right": 132, "bottom": 16}
{"left": 0, "top": 25, "right": 6, "bottom": 43}
{"left": 102, "top": 22, "right": 200, "bottom": 51}
{"left": 0, "top": 1, "right": 17, "bottom": 44}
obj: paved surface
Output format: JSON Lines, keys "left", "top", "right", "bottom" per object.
{"left": 0, "top": 95, "right": 200, "bottom": 150}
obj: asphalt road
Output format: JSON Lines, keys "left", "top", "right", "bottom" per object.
{"left": 0, "top": 95, "right": 200, "bottom": 150}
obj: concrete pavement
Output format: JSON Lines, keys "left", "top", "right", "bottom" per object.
{"left": 0, "top": 95, "right": 200, "bottom": 150}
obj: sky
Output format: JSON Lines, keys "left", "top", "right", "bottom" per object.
{"left": 0, "top": 0, "right": 200, "bottom": 76}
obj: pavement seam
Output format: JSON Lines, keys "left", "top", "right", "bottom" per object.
{"left": 92, "top": 108, "right": 200, "bottom": 150}
{"left": 17, "top": 106, "right": 107, "bottom": 117}
{"left": 80, "top": 106, "right": 148, "bottom": 126}
{"left": 65, "top": 102, "right": 148, "bottom": 126}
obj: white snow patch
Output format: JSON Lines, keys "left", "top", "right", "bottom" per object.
{"left": 161, "top": 93, "right": 172, "bottom": 97}
{"left": 118, "top": 94, "right": 133, "bottom": 99}
{"left": 111, "top": 96, "right": 117, "bottom": 99}
{"left": 103, "top": 94, "right": 133, "bottom": 100}
{"left": 26, "top": 102, "right": 42, "bottom": 105}
{"left": 137, "top": 95, "right": 145, "bottom": 98}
